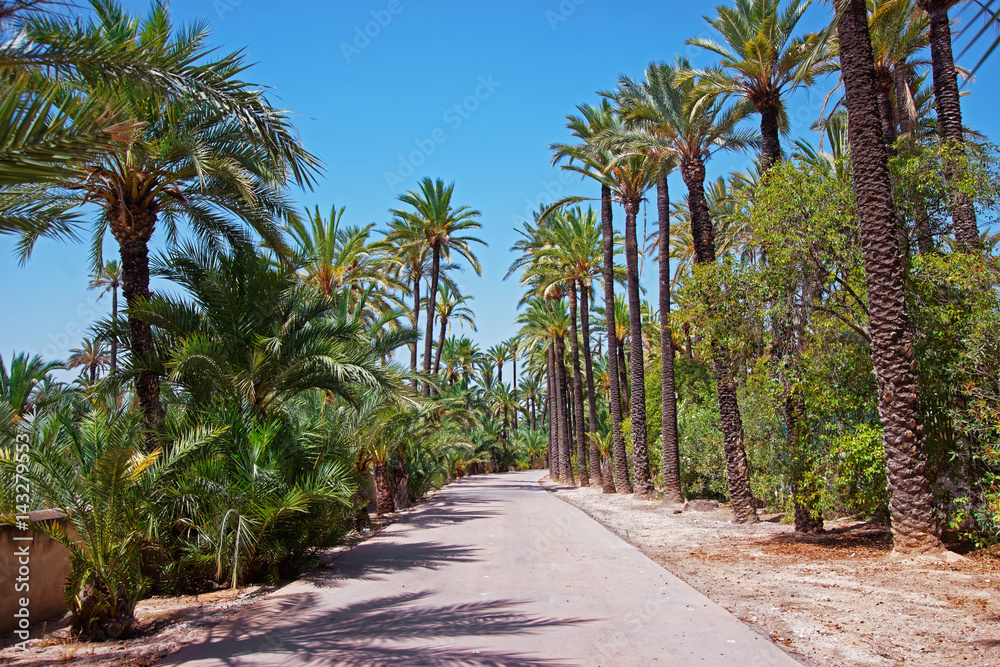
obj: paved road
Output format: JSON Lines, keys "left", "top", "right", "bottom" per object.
{"left": 160, "top": 470, "right": 801, "bottom": 666}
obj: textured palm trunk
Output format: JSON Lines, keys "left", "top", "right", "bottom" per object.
{"left": 681, "top": 157, "right": 758, "bottom": 523}
{"left": 657, "top": 175, "right": 683, "bottom": 504}
{"left": 600, "top": 183, "right": 631, "bottom": 493}
{"left": 116, "top": 220, "right": 164, "bottom": 437}
{"left": 433, "top": 316, "right": 446, "bottom": 375}
{"left": 374, "top": 461, "right": 395, "bottom": 515}
{"left": 759, "top": 105, "right": 782, "bottom": 172}
{"left": 920, "top": 0, "right": 979, "bottom": 252}
{"left": 623, "top": 200, "right": 652, "bottom": 498}
{"left": 617, "top": 343, "right": 630, "bottom": 413}
{"left": 876, "top": 79, "right": 899, "bottom": 151}
{"left": 569, "top": 282, "right": 589, "bottom": 485}
{"left": 546, "top": 344, "right": 560, "bottom": 481}
{"left": 554, "top": 335, "right": 575, "bottom": 484}
{"left": 837, "top": 0, "right": 942, "bottom": 554}
{"left": 423, "top": 247, "right": 440, "bottom": 397}
{"left": 581, "top": 287, "right": 602, "bottom": 488}
{"left": 601, "top": 455, "right": 615, "bottom": 494}
{"left": 110, "top": 282, "right": 118, "bottom": 374}
{"left": 411, "top": 274, "right": 420, "bottom": 391}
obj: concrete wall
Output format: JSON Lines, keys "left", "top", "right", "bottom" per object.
{"left": 0, "top": 510, "right": 71, "bottom": 636}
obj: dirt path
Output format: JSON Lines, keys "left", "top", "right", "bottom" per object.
{"left": 542, "top": 477, "right": 1000, "bottom": 667}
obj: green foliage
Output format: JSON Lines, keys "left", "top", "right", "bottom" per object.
{"left": 827, "top": 423, "right": 889, "bottom": 521}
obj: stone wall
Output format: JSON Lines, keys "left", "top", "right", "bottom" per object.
{"left": 0, "top": 510, "right": 71, "bottom": 637}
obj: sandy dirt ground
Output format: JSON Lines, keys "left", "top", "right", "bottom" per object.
{"left": 541, "top": 476, "right": 1000, "bottom": 667}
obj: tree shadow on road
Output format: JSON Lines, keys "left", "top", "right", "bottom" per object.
{"left": 167, "top": 590, "right": 590, "bottom": 666}
{"left": 307, "top": 541, "right": 480, "bottom": 587}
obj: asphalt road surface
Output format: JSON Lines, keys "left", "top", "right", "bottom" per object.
{"left": 159, "top": 470, "right": 801, "bottom": 666}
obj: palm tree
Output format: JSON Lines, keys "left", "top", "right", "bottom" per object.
{"left": 133, "top": 240, "right": 414, "bottom": 418}
{"left": 518, "top": 298, "right": 574, "bottom": 483}
{"left": 390, "top": 178, "right": 485, "bottom": 397}
{"left": 433, "top": 284, "right": 476, "bottom": 375}
{"left": 485, "top": 343, "right": 512, "bottom": 388}
{"left": 833, "top": 0, "right": 942, "bottom": 554}
{"left": 686, "top": 0, "right": 826, "bottom": 170}
{"left": 551, "top": 101, "right": 632, "bottom": 494}
{"left": 17, "top": 4, "right": 321, "bottom": 434}
{"left": 917, "top": 0, "right": 980, "bottom": 251}
{"left": 0, "top": 352, "right": 64, "bottom": 421}
{"left": 67, "top": 338, "right": 110, "bottom": 384}
{"left": 88, "top": 260, "right": 122, "bottom": 373}
{"left": 613, "top": 60, "right": 759, "bottom": 522}
{"left": 286, "top": 205, "right": 405, "bottom": 324}
{"left": 538, "top": 207, "right": 607, "bottom": 487}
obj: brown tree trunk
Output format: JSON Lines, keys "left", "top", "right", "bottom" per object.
{"left": 433, "top": 315, "right": 446, "bottom": 375}
{"left": 601, "top": 183, "right": 631, "bottom": 493}
{"left": 624, "top": 200, "right": 653, "bottom": 498}
{"left": 569, "top": 282, "right": 589, "bottom": 485}
{"left": 681, "top": 157, "right": 758, "bottom": 524}
{"left": 837, "top": 0, "right": 942, "bottom": 554}
{"left": 554, "top": 335, "right": 575, "bottom": 484}
{"left": 617, "top": 343, "right": 630, "bottom": 414}
{"left": 759, "top": 105, "right": 783, "bottom": 171}
{"left": 118, "top": 231, "right": 164, "bottom": 437}
{"left": 423, "top": 247, "right": 440, "bottom": 397}
{"left": 110, "top": 281, "right": 118, "bottom": 374}
{"left": 547, "top": 344, "right": 561, "bottom": 481}
{"left": 581, "top": 286, "right": 602, "bottom": 488}
{"left": 657, "top": 175, "right": 683, "bottom": 504}
{"left": 374, "top": 461, "right": 394, "bottom": 515}
{"left": 920, "top": 0, "right": 979, "bottom": 252}
{"left": 411, "top": 274, "right": 420, "bottom": 391}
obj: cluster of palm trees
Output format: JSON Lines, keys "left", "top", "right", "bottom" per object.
{"left": 0, "top": 0, "right": 539, "bottom": 642}
{"left": 512, "top": 0, "right": 997, "bottom": 557}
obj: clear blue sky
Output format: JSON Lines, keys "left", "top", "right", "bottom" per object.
{"left": 2, "top": 0, "right": 997, "bottom": 372}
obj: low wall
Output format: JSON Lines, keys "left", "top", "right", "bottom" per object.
{"left": 0, "top": 510, "right": 71, "bottom": 637}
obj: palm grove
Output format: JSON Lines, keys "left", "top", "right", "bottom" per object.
{"left": 0, "top": 0, "right": 998, "bottom": 646}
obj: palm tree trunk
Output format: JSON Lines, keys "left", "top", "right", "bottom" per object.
{"left": 581, "top": 286, "right": 602, "bottom": 488}
{"left": 411, "top": 274, "right": 420, "bottom": 391}
{"left": 374, "top": 461, "right": 395, "bottom": 515}
{"left": 759, "top": 105, "right": 783, "bottom": 171}
{"left": 837, "top": 0, "right": 942, "bottom": 554}
{"left": 423, "top": 247, "right": 440, "bottom": 397}
{"left": 601, "top": 183, "right": 631, "bottom": 494}
{"left": 433, "top": 316, "right": 446, "bottom": 375}
{"left": 617, "top": 343, "right": 630, "bottom": 413}
{"left": 546, "top": 344, "right": 560, "bottom": 480}
{"left": 876, "top": 83, "right": 899, "bottom": 151}
{"left": 624, "top": 200, "right": 652, "bottom": 498}
{"left": 681, "top": 156, "right": 758, "bottom": 523}
{"left": 110, "top": 281, "right": 118, "bottom": 374}
{"left": 118, "top": 233, "right": 164, "bottom": 436}
{"left": 657, "top": 175, "right": 682, "bottom": 504}
{"left": 569, "top": 281, "right": 589, "bottom": 485}
{"left": 921, "top": 0, "right": 979, "bottom": 252}
{"left": 555, "top": 334, "right": 575, "bottom": 484}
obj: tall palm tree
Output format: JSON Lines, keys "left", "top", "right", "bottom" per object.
{"left": 551, "top": 101, "right": 632, "bottom": 494}
{"left": 686, "top": 0, "right": 826, "bottom": 170}
{"left": 88, "top": 259, "right": 122, "bottom": 374}
{"left": 433, "top": 284, "right": 476, "bottom": 375}
{"left": 67, "top": 337, "right": 110, "bottom": 384}
{"left": 833, "top": 0, "right": 942, "bottom": 554}
{"left": 390, "top": 178, "right": 485, "bottom": 397}
{"left": 286, "top": 205, "right": 405, "bottom": 324}
{"left": 0, "top": 352, "right": 63, "bottom": 420}
{"left": 613, "top": 60, "right": 759, "bottom": 522}
{"left": 916, "top": 0, "right": 980, "bottom": 251}
{"left": 538, "top": 207, "right": 607, "bottom": 487}
{"left": 18, "top": 4, "right": 321, "bottom": 434}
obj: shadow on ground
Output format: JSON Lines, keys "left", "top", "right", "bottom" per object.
{"left": 172, "top": 590, "right": 589, "bottom": 666}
